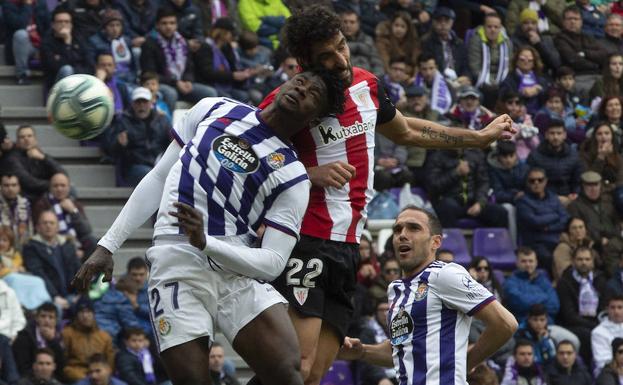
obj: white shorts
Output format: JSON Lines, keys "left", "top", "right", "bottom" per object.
{"left": 145, "top": 240, "right": 287, "bottom": 352}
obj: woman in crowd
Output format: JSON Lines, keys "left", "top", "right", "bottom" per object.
{"left": 588, "top": 96, "right": 623, "bottom": 143}
{"left": 596, "top": 338, "right": 623, "bottom": 385}
{"left": 580, "top": 122, "right": 623, "bottom": 190}
{"left": 500, "top": 46, "right": 549, "bottom": 115}
{"left": 375, "top": 11, "right": 420, "bottom": 72}
{"left": 469, "top": 256, "right": 503, "bottom": 301}
{"left": 552, "top": 217, "right": 599, "bottom": 283}
{"left": 589, "top": 53, "right": 623, "bottom": 105}
{"left": 497, "top": 91, "right": 540, "bottom": 161}
{"left": 356, "top": 232, "right": 381, "bottom": 288}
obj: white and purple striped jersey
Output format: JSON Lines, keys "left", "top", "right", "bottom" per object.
{"left": 387, "top": 261, "right": 495, "bottom": 385}
{"left": 153, "top": 97, "right": 311, "bottom": 245}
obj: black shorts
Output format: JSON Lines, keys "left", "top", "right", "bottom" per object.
{"left": 272, "top": 235, "right": 360, "bottom": 341}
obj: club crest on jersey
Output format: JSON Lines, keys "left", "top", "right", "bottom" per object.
{"left": 414, "top": 281, "right": 429, "bottom": 301}
{"left": 267, "top": 152, "right": 285, "bottom": 170}
{"left": 390, "top": 306, "right": 414, "bottom": 345}
{"left": 158, "top": 318, "right": 171, "bottom": 336}
{"left": 212, "top": 135, "right": 259, "bottom": 174}
{"left": 293, "top": 287, "right": 309, "bottom": 306}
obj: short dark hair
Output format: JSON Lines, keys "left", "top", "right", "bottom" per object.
{"left": 417, "top": 52, "right": 436, "bottom": 65}
{"left": 123, "top": 327, "right": 145, "bottom": 340}
{"left": 557, "top": 340, "right": 576, "bottom": 351}
{"left": 563, "top": 5, "right": 581, "bottom": 18}
{"left": 496, "top": 141, "right": 517, "bottom": 156}
{"left": 96, "top": 51, "right": 114, "bottom": 62}
{"left": 528, "top": 303, "right": 547, "bottom": 317}
{"left": 239, "top": 30, "right": 259, "bottom": 51}
{"left": 35, "top": 348, "right": 56, "bottom": 362}
{"left": 284, "top": 5, "right": 342, "bottom": 66}
{"left": 484, "top": 11, "right": 502, "bottom": 23}
{"left": 514, "top": 339, "right": 534, "bottom": 355}
{"left": 398, "top": 205, "right": 442, "bottom": 236}
{"left": 527, "top": 167, "right": 546, "bottom": 178}
{"left": 211, "top": 341, "right": 223, "bottom": 349}
{"left": 436, "top": 249, "right": 454, "bottom": 257}
{"left": 88, "top": 353, "right": 109, "bottom": 366}
{"left": 140, "top": 71, "right": 160, "bottom": 84}
{"left": 545, "top": 118, "right": 565, "bottom": 131}
{"left": 52, "top": 6, "right": 72, "bottom": 22}
{"left": 17, "top": 124, "right": 34, "bottom": 137}
{"left": 389, "top": 55, "right": 408, "bottom": 66}
{"left": 37, "top": 302, "right": 58, "bottom": 316}
{"left": 516, "top": 246, "right": 536, "bottom": 258}
{"left": 381, "top": 257, "right": 399, "bottom": 269}
{"left": 127, "top": 257, "right": 147, "bottom": 272}
{"left": 115, "top": 275, "right": 139, "bottom": 294}
{"left": 608, "top": 294, "right": 623, "bottom": 305}
{"left": 156, "top": 7, "right": 177, "bottom": 22}
{"left": 338, "top": 8, "right": 359, "bottom": 19}
{"left": 572, "top": 246, "right": 593, "bottom": 259}
{"left": 556, "top": 66, "right": 575, "bottom": 79}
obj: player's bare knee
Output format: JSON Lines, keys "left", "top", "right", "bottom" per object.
{"left": 272, "top": 355, "right": 303, "bottom": 385}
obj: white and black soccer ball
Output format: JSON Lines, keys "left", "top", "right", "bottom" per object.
{"left": 46, "top": 74, "right": 114, "bottom": 140}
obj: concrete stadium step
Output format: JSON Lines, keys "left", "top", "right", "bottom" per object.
{"left": 0, "top": 46, "right": 5, "bottom": 66}
{"left": 0, "top": 84, "right": 44, "bottom": 107}
{"left": 6, "top": 124, "right": 78, "bottom": 146}
{"left": 77, "top": 187, "right": 132, "bottom": 205}
{"left": 46, "top": 146, "right": 101, "bottom": 164}
{"left": 65, "top": 164, "right": 115, "bottom": 187}
{"left": 112, "top": 247, "right": 148, "bottom": 276}
{"left": 85, "top": 205, "right": 151, "bottom": 229}
{"left": 93, "top": 227, "right": 152, "bottom": 249}
{"left": 213, "top": 334, "right": 253, "bottom": 380}
{"left": 0, "top": 106, "right": 48, "bottom": 124}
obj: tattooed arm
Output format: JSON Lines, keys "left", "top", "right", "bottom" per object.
{"left": 377, "top": 110, "right": 515, "bottom": 149}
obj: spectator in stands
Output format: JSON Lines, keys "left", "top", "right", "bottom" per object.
{"left": 590, "top": 96, "right": 623, "bottom": 145}
{"left": 115, "top": 328, "right": 155, "bottom": 385}
{"left": 601, "top": 14, "right": 623, "bottom": 57}
{"left": 235, "top": 30, "right": 273, "bottom": 104}
{"left": 468, "top": 256, "right": 503, "bottom": 300}
{"left": 533, "top": 89, "right": 579, "bottom": 142}
{"left": 125, "top": 258, "right": 150, "bottom": 336}
{"left": 41, "top": 7, "right": 93, "bottom": 88}
{"left": 578, "top": 0, "right": 606, "bottom": 39}
{"left": 503, "top": 246, "right": 560, "bottom": 323}
{"left": 506, "top": 0, "right": 565, "bottom": 37}
{"left": 554, "top": 5, "right": 608, "bottom": 94}
{"left": 195, "top": 18, "right": 253, "bottom": 102}
{"left": 32, "top": 172, "right": 96, "bottom": 257}
{"left": 500, "top": 47, "right": 548, "bottom": 116}
{"left": 553, "top": 217, "right": 597, "bottom": 284}
{"left": 516, "top": 168, "right": 570, "bottom": 271}
{"left": 76, "top": 353, "right": 125, "bottom": 385}
{"left": 373, "top": 129, "right": 412, "bottom": 191}
{"left": 497, "top": 91, "right": 540, "bottom": 162}
{"left": 358, "top": 299, "right": 396, "bottom": 384}
{"left": 579, "top": 123, "right": 623, "bottom": 191}
{"left": 163, "top": 0, "right": 204, "bottom": 51}
{"left": 421, "top": 7, "right": 470, "bottom": 88}
{"left": 592, "top": 295, "right": 623, "bottom": 375}
{"left": 436, "top": 250, "right": 455, "bottom": 264}
{"left": 339, "top": 9, "right": 384, "bottom": 78}
{"left": 23, "top": 210, "right": 81, "bottom": 312}
{"left": 375, "top": 11, "right": 420, "bottom": 73}
{"left": 589, "top": 53, "right": 623, "bottom": 104}
{"left": 63, "top": 298, "right": 115, "bottom": 383}
{"left": 0, "top": 277, "right": 26, "bottom": 340}
{"left": 0, "top": 124, "right": 16, "bottom": 178}
{"left": 0, "top": 225, "right": 51, "bottom": 310}
{"left": 208, "top": 343, "right": 239, "bottom": 385}
{"left": 510, "top": 9, "right": 561, "bottom": 74}
{"left": 104, "top": 87, "right": 171, "bottom": 186}
{"left": 192, "top": 0, "right": 238, "bottom": 32}
{"left": 501, "top": 341, "right": 547, "bottom": 385}
{"left": 445, "top": 85, "right": 495, "bottom": 130}
{"left": 94, "top": 275, "right": 141, "bottom": 345}
{"left": 8, "top": 125, "right": 65, "bottom": 202}
{"left": 113, "top": 0, "right": 158, "bottom": 51}
{"left": 381, "top": 56, "right": 409, "bottom": 109}
{"left": 555, "top": 67, "right": 588, "bottom": 117}
{"left": 3, "top": 0, "right": 50, "bottom": 85}
{"left": 568, "top": 171, "right": 623, "bottom": 276}
{"left": 72, "top": 0, "right": 107, "bottom": 39}
{"left": 368, "top": 258, "right": 400, "bottom": 303}
{"left": 94, "top": 52, "right": 131, "bottom": 115}
{"left": 140, "top": 72, "right": 171, "bottom": 122}
{"left": 468, "top": 12, "right": 512, "bottom": 108}
{"left": 402, "top": 85, "right": 436, "bottom": 185}
{"left": 527, "top": 120, "right": 583, "bottom": 205}
{"left": 597, "top": 338, "right": 623, "bottom": 385}
{"left": 140, "top": 8, "right": 217, "bottom": 113}
{"left": 413, "top": 53, "right": 453, "bottom": 114}
{"left": 17, "top": 348, "right": 64, "bottom": 385}
{"left": 557, "top": 246, "right": 608, "bottom": 365}
{"left": 88, "top": 9, "right": 139, "bottom": 85}
{"left": 0, "top": 175, "right": 33, "bottom": 246}
{"left": 13, "top": 302, "right": 64, "bottom": 379}
{"left": 545, "top": 341, "right": 592, "bottom": 385}
{"left": 356, "top": 232, "right": 380, "bottom": 288}
{"left": 237, "top": 0, "right": 290, "bottom": 50}
{"left": 515, "top": 304, "right": 557, "bottom": 366}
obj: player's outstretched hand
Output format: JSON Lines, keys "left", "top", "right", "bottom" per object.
{"left": 337, "top": 336, "right": 364, "bottom": 361}
{"left": 71, "top": 245, "right": 114, "bottom": 292}
{"left": 308, "top": 161, "right": 356, "bottom": 189}
{"left": 478, "top": 114, "right": 516, "bottom": 148}
{"left": 170, "top": 202, "right": 207, "bottom": 250}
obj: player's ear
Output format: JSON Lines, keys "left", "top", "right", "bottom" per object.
{"left": 431, "top": 234, "right": 442, "bottom": 251}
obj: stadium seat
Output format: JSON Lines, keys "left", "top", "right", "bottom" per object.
{"left": 456, "top": 218, "right": 481, "bottom": 229}
{"left": 472, "top": 228, "right": 516, "bottom": 271}
{"left": 320, "top": 361, "right": 354, "bottom": 385}
{"left": 493, "top": 269, "right": 505, "bottom": 286}
{"left": 441, "top": 228, "right": 471, "bottom": 267}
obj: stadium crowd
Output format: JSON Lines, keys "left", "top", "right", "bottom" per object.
{"left": 2, "top": 0, "right": 623, "bottom": 384}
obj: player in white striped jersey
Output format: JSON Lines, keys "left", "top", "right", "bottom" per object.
{"left": 338, "top": 206, "right": 518, "bottom": 385}
{"left": 72, "top": 69, "right": 345, "bottom": 385}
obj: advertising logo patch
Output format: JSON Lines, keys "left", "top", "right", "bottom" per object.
{"left": 212, "top": 135, "right": 259, "bottom": 173}
{"left": 390, "top": 306, "right": 414, "bottom": 346}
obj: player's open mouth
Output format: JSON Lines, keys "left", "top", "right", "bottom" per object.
{"left": 285, "top": 94, "right": 298, "bottom": 105}
{"left": 398, "top": 245, "right": 411, "bottom": 254}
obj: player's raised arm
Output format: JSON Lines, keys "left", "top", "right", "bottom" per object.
{"left": 377, "top": 110, "right": 516, "bottom": 150}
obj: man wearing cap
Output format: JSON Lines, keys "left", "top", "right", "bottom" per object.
{"left": 87, "top": 9, "right": 138, "bottom": 84}
{"left": 421, "top": 7, "right": 470, "bottom": 87}
{"left": 506, "top": 0, "right": 566, "bottom": 36}
{"left": 104, "top": 87, "right": 171, "bottom": 186}
{"left": 568, "top": 171, "right": 623, "bottom": 276}
{"left": 446, "top": 85, "right": 495, "bottom": 130}
{"left": 511, "top": 8, "right": 561, "bottom": 72}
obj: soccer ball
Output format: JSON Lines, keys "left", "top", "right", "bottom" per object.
{"left": 46, "top": 74, "right": 114, "bottom": 140}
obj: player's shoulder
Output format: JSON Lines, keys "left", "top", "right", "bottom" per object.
{"left": 428, "top": 262, "right": 471, "bottom": 286}
{"left": 352, "top": 67, "right": 378, "bottom": 82}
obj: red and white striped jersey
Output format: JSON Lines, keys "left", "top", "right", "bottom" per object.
{"left": 261, "top": 67, "right": 394, "bottom": 244}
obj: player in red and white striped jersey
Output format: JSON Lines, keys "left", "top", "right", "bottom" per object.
{"left": 257, "top": 6, "right": 516, "bottom": 385}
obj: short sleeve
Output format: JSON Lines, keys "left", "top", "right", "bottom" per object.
{"left": 434, "top": 264, "right": 495, "bottom": 316}
{"left": 172, "top": 97, "right": 223, "bottom": 146}
{"left": 263, "top": 176, "right": 311, "bottom": 239}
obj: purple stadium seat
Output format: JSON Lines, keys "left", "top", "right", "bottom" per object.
{"left": 411, "top": 187, "right": 429, "bottom": 202}
{"left": 456, "top": 218, "right": 481, "bottom": 229}
{"left": 441, "top": 229, "right": 471, "bottom": 267}
{"left": 320, "top": 361, "right": 354, "bottom": 385}
{"left": 493, "top": 269, "right": 505, "bottom": 286}
{"left": 472, "top": 228, "right": 516, "bottom": 271}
